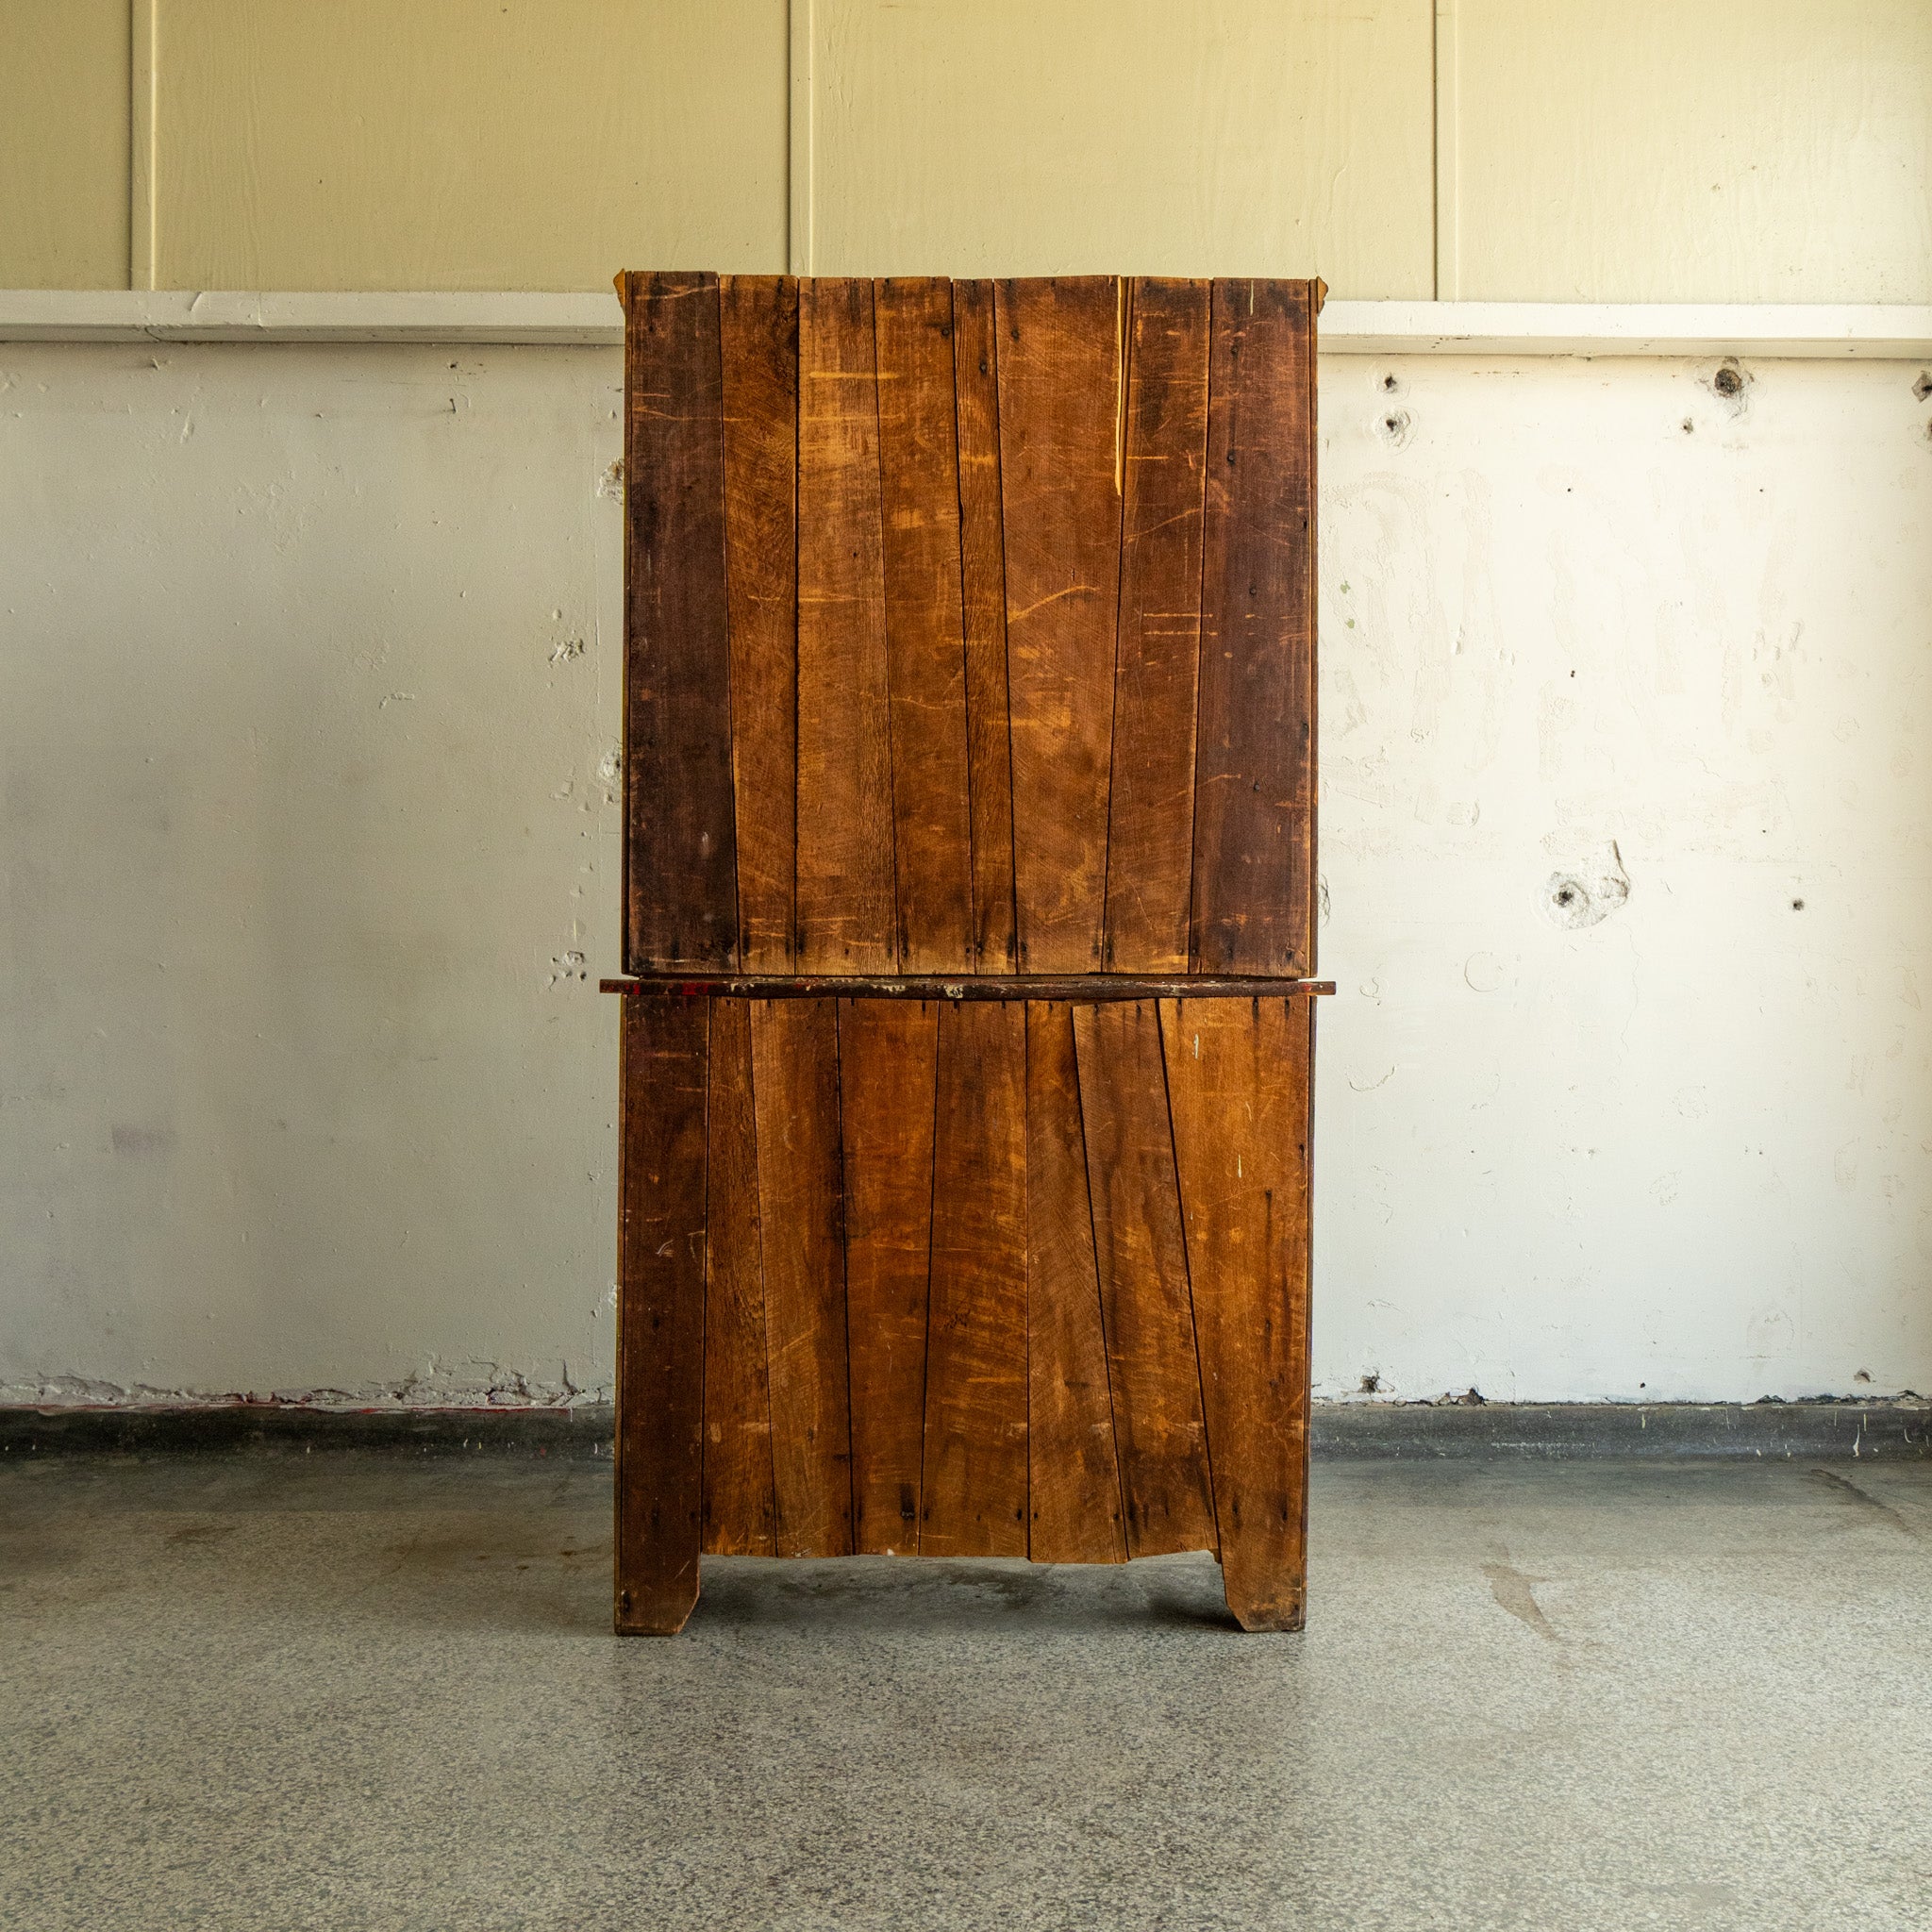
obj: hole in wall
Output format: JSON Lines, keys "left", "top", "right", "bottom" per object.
{"left": 1376, "top": 408, "right": 1413, "bottom": 448}
{"left": 1704, "top": 360, "right": 1752, "bottom": 414}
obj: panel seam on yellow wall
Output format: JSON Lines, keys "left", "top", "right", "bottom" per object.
{"left": 789, "top": 0, "right": 813, "bottom": 275}
{"left": 128, "top": 0, "right": 158, "bottom": 291}
{"left": 1433, "top": 0, "right": 1457, "bottom": 303}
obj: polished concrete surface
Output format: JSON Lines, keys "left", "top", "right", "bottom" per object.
{"left": 3, "top": 1454, "right": 1927, "bottom": 1931}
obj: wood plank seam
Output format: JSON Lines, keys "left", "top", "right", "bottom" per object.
{"left": 1304, "top": 284, "right": 1320, "bottom": 974}
{"left": 748, "top": 1001, "right": 773, "bottom": 1540}
{"left": 943, "top": 293, "right": 983, "bottom": 967}
{"left": 1070, "top": 1001, "right": 1134, "bottom": 1549}
{"left": 791, "top": 301, "right": 802, "bottom": 963}
{"left": 614, "top": 995, "right": 710, "bottom": 1632}
{"left": 833, "top": 1003, "right": 858, "bottom": 1547}
{"left": 949, "top": 280, "right": 1020, "bottom": 974}
{"left": 1185, "top": 289, "right": 1215, "bottom": 974}
{"left": 698, "top": 1011, "right": 711, "bottom": 1564}
{"left": 1098, "top": 278, "right": 1131, "bottom": 973}
{"left": 1156, "top": 997, "right": 1223, "bottom": 1561}
{"left": 914, "top": 993, "right": 944, "bottom": 1554}
{"left": 942, "top": 287, "right": 983, "bottom": 967}
{"left": 870, "top": 282, "right": 904, "bottom": 970}
{"left": 720, "top": 276, "right": 800, "bottom": 973}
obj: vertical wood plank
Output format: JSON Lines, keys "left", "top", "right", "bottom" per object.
{"left": 1192, "top": 279, "right": 1317, "bottom": 976}
{"left": 1024, "top": 1002, "right": 1126, "bottom": 1564}
{"left": 839, "top": 998, "right": 940, "bottom": 1554}
{"left": 720, "top": 275, "right": 799, "bottom": 973}
{"left": 995, "top": 275, "right": 1123, "bottom": 974}
{"left": 1107, "top": 279, "right": 1209, "bottom": 974}
{"left": 952, "top": 279, "right": 1017, "bottom": 974}
{"left": 750, "top": 997, "right": 854, "bottom": 1556}
{"left": 1072, "top": 1001, "right": 1217, "bottom": 1557}
{"left": 1161, "top": 996, "right": 1312, "bottom": 1632}
{"left": 922, "top": 1000, "right": 1028, "bottom": 1557}
{"left": 701, "top": 997, "right": 775, "bottom": 1557}
{"left": 615, "top": 995, "right": 708, "bottom": 1634}
{"left": 796, "top": 276, "right": 895, "bottom": 972}
{"left": 874, "top": 277, "right": 974, "bottom": 974}
{"left": 624, "top": 271, "right": 737, "bottom": 971}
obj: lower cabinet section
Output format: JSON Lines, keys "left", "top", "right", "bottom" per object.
{"left": 614, "top": 995, "right": 1314, "bottom": 1634}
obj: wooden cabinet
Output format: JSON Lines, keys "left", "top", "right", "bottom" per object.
{"left": 607, "top": 274, "right": 1326, "bottom": 1632}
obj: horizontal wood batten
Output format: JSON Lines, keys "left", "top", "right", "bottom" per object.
{"left": 6, "top": 291, "right": 1928, "bottom": 359}
{"left": 600, "top": 974, "right": 1337, "bottom": 1000}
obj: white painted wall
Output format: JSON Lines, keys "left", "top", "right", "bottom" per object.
{"left": 3, "top": 339, "right": 1928, "bottom": 1405}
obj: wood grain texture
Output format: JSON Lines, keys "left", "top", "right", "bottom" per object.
{"left": 615, "top": 995, "right": 708, "bottom": 1633}
{"left": 1192, "top": 278, "right": 1317, "bottom": 976}
{"left": 606, "top": 974, "right": 1333, "bottom": 1002}
{"left": 874, "top": 277, "right": 974, "bottom": 974}
{"left": 995, "top": 275, "right": 1123, "bottom": 974}
{"left": 952, "top": 280, "right": 1016, "bottom": 974}
{"left": 700, "top": 997, "right": 775, "bottom": 1557}
{"left": 1161, "top": 996, "right": 1312, "bottom": 1632}
{"left": 749, "top": 997, "right": 853, "bottom": 1556}
{"left": 720, "top": 274, "right": 798, "bottom": 972}
{"left": 922, "top": 999, "right": 1028, "bottom": 1557}
{"left": 1072, "top": 1001, "right": 1217, "bottom": 1557}
{"left": 796, "top": 276, "right": 895, "bottom": 972}
{"left": 839, "top": 998, "right": 940, "bottom": 1554}
{"left": 624, "top": 271, "right": 737, "bottom": 972}
{"left": 1024, "top": 1002, "right": 1126, "bottom": 1564}
{"left": 1107, "top": 279, "right": 1209, "bottom": 974}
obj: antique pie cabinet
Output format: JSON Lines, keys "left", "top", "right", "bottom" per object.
{"left": 604, "top": 272, "right": 1329, "bottom": 1634}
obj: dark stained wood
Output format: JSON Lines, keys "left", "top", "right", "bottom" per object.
{"left": 995, "top": 276, "right": 1123, "bottom": 975}
{"left": 874, "top": 278, "right": 974, "bottom": 974}
{"left": 1192, "top": 278, "right": 1317, "bottom": 976}
{"left": 603, "top": 974, "right": 1335, "bottom": 1001}
{"left": 615, "top": 995, "right": 708, "bottom": 1633}
{"left": 1107, "top": 279, "right": 1209, "bottom": 974}
{"left": 624, "top": 271, "right": 737, "bottom": 972}
{"left": 700, "top": 997, "right": 776, "bottom": 1556}
{"left": 1024, "top": 1002, "right": 1126, "bottom": 1563}
{"left": 719, "top": 275, "right": 799, "bottom": 973}
{"left": 1161, "top": 996, "right": 1312, "bottom": 1631}
{"left": 951, "top": 280, "right": 1017, "bottom": 974}
{"left": 613, "top": 275, "right": 1323, "bottom": 1631}
{"left": 922, "top": 1000, "right": 1028, "bottom": 1557}
{"left": 749, "top": 998, "right": 853, "bottom": 1556}
{"left": 1071, "top": 1001, "right": 1217, "bottom": 1557}
{"left": 796, "top": 276, "right": 895, "bottom": 972}
{"left": 838, "top": 999, "right": 940, "bottom": 1553}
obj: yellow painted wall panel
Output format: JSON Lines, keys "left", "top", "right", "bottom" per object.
{"left": 156, "top": 0, "right": 788, "bottom": 290}
{"left": 1452, "top": 0, "right": 1932, "bottom": 303}
{"left": 804, "top": 0, "right": 1434, "bottom": 296}
{"left": 0, "top": 0, "right": 130, "bottom": 288}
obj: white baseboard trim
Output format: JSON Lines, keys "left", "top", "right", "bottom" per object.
{"left": 2, "top": 290, "right": 1928, "bottom": 358}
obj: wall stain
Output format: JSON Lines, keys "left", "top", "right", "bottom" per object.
{"left": 1807, "top": 1468, "right": 1921, "bottom": 1541}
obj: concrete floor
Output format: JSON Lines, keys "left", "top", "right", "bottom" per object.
{"left": 2, "top": 1454, "right": 1928, "bottom": 1932}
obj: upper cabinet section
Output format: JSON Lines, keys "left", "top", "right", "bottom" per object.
{"left": 620, "top": 274, "right": 1321, "bottom": 982}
